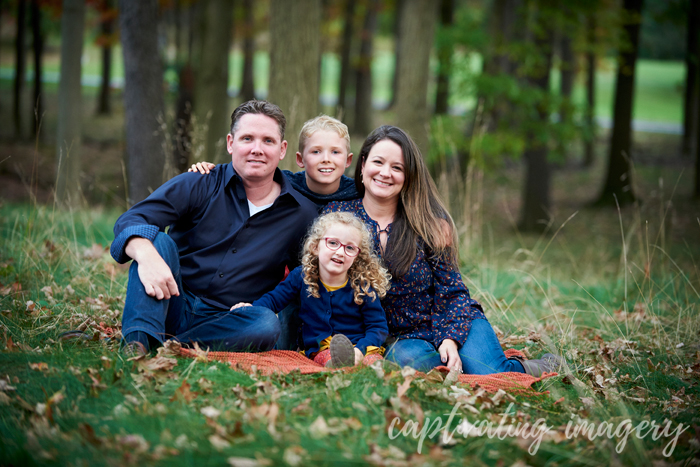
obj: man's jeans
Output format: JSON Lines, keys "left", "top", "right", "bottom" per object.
{"left": 384, "top": 319, "right": 525, "bottom": 374}
{"left": 121, "top": 233, "right": 280, "bottom": 351}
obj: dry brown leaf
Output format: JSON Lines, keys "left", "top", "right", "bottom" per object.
{"left": 170, "top": 379, "right": 198, "bottom": 402}
{"left": 139, "top": 356, "right": 178, "bottom": 372}
{"left": 308, "top": 416, "right": 329, "bottom": 439}
{"left": 29, "top": 362, "right": 48, "bottom": 372}
{"left": 397, "top": 376, "right": 412, "bottom": 398}
{"left": 83, "top": 244, "right": 108, "bottom": 260}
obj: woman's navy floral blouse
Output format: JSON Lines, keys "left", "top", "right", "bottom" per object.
{"left": 322, "top": 199, "right": 487, "bottom": 348}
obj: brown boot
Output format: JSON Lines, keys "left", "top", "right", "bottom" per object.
{"left": 520, "top": 353, "right": 566, "bottom": 377}
{"left": 329, "top": 334, "right": 354, "bottom": 368}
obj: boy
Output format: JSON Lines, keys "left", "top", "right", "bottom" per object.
{"left": 191, "top": 114, "right": 359, "bottom": 206}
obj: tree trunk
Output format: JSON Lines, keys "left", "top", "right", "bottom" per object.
{"left": 194, "top": 0, "right": 234, "bottom": 164}
{"left": 583, "top": 12, "right": 596, "bottom": 168}
{"left": 55, "top": 0, "right": 85, "bottom": 207}
{"left": 596, "top": 0, "right": 643, "bottom": 207}
{"left": 97, "top": 0, "right": 115, "bottom": 115}
{"left": 388, "top": 0, "right": 404, "bottom": 109}
{"left": 269, "top": 0, "right": 321, "bottom": 169}
{"left": 173, "top": 64, "right": 194, "bottom": 173}
{"left": 394, "top": 0, "right": 437, "bottom": 155}
{"left": 13, "top": 0, "right": 27, "bottom": 139}
{"left": 682, "top": 0, "right": 699, "bottom": 158}
{"left": 519, "top": 22, "right": 554, "bottom": 232}
{"left": 353, "top": 0, "right": 378, "bottom": 137}
{"left": 434, "top": 0, "right": 454, "bottom": 115}
{"left": 336, "top": 0, "right": 356, "bottom": 118}
{"left": 30, "top": 0, "right": 42, "bottom": 138}
{"left": 239, "top": 0, "right": 256, "bottom": 101}
{"left": 120, "top": 0, "right": 166, "bottom": 206}
{"left": 557, "top": 30, "right": 574, "bottom": 162}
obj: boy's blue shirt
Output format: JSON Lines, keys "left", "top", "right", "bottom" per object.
{"left": 282, "top": 170, "right": 360, "bottom": 206}
{"left": 252, "top": 266, "right": 388, "bottom": 355}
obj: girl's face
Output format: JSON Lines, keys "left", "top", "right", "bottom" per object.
{"left": 315, "top": 223, "right": 362, "bottom": 284}
{"left": 361, "top": 139, "right": 405, "bottom": 204}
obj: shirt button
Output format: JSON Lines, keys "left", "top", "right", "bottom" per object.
{"left": 232, "top": 248, "right": 237, "bottom": 253}
{"left": 219, "top": 273, "right": 224, "bottom": 278}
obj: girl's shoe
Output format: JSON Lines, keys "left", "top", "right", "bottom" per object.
{"left": 520, "top": 353, "right": 566, "bottom": 377}
{"left": 329, "top": 334, "right": 355, "bottom": 368}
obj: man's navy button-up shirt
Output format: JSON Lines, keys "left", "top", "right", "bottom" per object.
{"left": 110, "top": 163, "right": 319, "bottom": 310}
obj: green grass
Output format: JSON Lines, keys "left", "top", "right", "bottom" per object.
{"left": 1, "top": 155, "right": 698, "bottom": 466}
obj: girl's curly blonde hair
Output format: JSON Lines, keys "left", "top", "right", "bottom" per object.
{"left": 302, "top": 212, "right": 390, "bottom": 305}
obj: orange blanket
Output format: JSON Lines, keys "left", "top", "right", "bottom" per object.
{"left": 178, "top": 348, "right": 556, "bottom": 395}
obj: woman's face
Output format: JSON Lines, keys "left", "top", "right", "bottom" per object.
{"left": 361, "top": 139, "right": 405, "bottom": 204}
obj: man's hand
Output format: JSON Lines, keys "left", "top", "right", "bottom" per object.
{"left": 125, "top": 237, "right": 179, "bottom": 300}
{"left": 354, "top": 347, "right": 364, "bottom": 365}
{"left": 230, "top": 302, "right": 252, "bottom": 310}
{"left": 438, "top": 338, "right": 462, "bottom": 372}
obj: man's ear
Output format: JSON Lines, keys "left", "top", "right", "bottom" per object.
{"left": 226, "top": 133, "right": 234, "bottom": 154}
{"left": 279, "top": 140, "right": 288, "bottom": 160}
{"left": 345, "top": 153, "right": 354, "bottom": 168}
{"left": 296, "top": 152, "right": 305, "bottom": 168}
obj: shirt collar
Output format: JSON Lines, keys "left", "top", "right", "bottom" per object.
{"left": 226, "top": 163, "right": 305, "bottom": 207}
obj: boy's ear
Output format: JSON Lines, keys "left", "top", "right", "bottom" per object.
{"left": 296, "top": 152, "right": 305, "bottom": 168}
{"left": 345, "top": 153, "right": 353, "bottom": 168}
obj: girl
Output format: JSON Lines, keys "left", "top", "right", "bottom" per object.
{"left": 231, "top": 212, "right": 390, "bottom": 367}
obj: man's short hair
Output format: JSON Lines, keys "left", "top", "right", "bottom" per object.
{"left": 230, "top": 100, "right": 287, "bottom": 140}
{"left": 298, "top": 115, "right": 351, "bottom": 154}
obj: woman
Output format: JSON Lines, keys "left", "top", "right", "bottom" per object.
{"left": 323, "top": 126, "right": 564, "bottom": 376}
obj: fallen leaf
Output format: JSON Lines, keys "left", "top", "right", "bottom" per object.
{"left": 282, "top": 446, "right": 307, "bottom": 466}
{"left": 170, "top": 380, "right": 198, "bottom": 402}
{"left": 29, "top": 362, "right": 48, "bottom": 371}
{"left": 397, "top": 376, "right": 412, "bottom": 398}
{"left": 201, "top": 406, "right": 221, "bottom": 419}
{"left": 308, "top": 416, "right": 329, "bottom": 439}
{"left": 83, "top": 244, "right": 108, "bottom": 260}
{"left": 209, "top": 434, "right": 231, "bottom": 451}
{"left": 117, "top": 434, "right": 149, "bottom": 453}
{"left": 139, "top": 356, "right": 178, "bottom": 372}
{"left": 26, "top": 301, "right": 35, "bottom": 312}
{"left": 228, "top": 457, "right": 272, "bottom": 467}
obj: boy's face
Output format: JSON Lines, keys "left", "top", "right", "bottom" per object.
{"left": 296, "top": 130, "right": 353, "bottom": 195}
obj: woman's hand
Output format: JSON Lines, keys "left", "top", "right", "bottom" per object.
{"left": 438, "top": 339, "right": 462, "bottom": 372}
{"left": 354, "top": 348, "right": 364, "bottom": 365}
{"left": 230, "top": 302, "right": 252, "bottom": 310}
{"left": 188, "top": 162, "right": 216, "bottom": 174}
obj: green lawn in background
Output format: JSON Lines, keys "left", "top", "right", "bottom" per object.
{"left": 1, "top": 43, "right": 685, "bottom": 125}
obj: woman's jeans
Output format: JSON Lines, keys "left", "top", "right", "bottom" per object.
{"left": 121, "top": 233, "right": 280, "bottom": 351}
{"left": 384, "top": 319, "right": 525, "bottom": 374}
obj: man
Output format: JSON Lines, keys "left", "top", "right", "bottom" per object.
{"left": 109, "top": 100, "right": 318, "bottom": 356}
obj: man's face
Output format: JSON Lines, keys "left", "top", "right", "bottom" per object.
{"left": 227, "top": 113, "right": 287, "bottom": 184}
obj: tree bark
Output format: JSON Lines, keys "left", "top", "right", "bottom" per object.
{"left": 388, "top": 0, "right": 404, "bottom": 109}
{"left": 336, "top": 0, "right": 356, "bottom": 118}
{"left": 239, "top": 0, "right": 256, "bottom": 101}
{"left": 30, "top": 0, "right": 43, "bottom": 138}
{"left": 519, "top": 21, "right": 554, "bottom": 232}
{"left": 120, "top": 0, "right": 166, "bottom": 206}
{"left": 194, "top": 0, "right": 234, "bottom": 164}
{"left": 683, "top": 0, "right": 699, "bottom": 158}
{"left": 97, "top": 0, "right": 115, "bottom": 115}
{"left": 13, "top": 0, "right": 27, "bottom": 139}
{"left": 394, "top": 0, "right": 437, "bottom": 155}
{"left": 434, "top": 0, "right": 454, "bottom": 115}
{"left": 596, "top": 0, "right": 643, "bottom": 207}
{"left": 583, "top": 12, "right": 596, "bottom": 168}
{"left": 55, "top": 0, "right": 85, "bottom": 207}
{"left": 557, "top": 30, "right": 574, "bottom": 162}
{"left": 353, "top": 0, "right": 378, "bottom": 137}
{"left": 269, "top": 0, "right": 321, "bottom": 168}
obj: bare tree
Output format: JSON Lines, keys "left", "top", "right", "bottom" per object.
{"left": 394, "top": 0, "right": 437, "bottom": 154}
{"left": 269, "top": 0, "right": 321, "bottom": 168}
{"left": 30, "top": 0, "right": 43, "bottom": 137}
{"left": 119, "top": 0, "right": 166, "bottom": 205}
{"left": 239, "top": 0, "right": 256, "bottom": 102}
{"left": 55, "top": 0, "right": 85, "bottom": 207}
{"left": 96, "top": 0, "right": 116, "bottom": 115}
{"left": 337, "top": 0, "right": 356, "bottom": 118}
{"left": 683, "top": 0, "right": 699, "bottom": 158}
{"left": 13, "top": 0, "right": 27, "bottom": 139}
{"left": 354, "top": 0, "right": 378, "bottom": 137}
{"left": 596, "top": 0, "right": 643, "bottom": 207}
{"left": 194, "top": 0, "right": 234, "bottom": 164}
{"left": 434, "top": 0, "right": 454, "bottom": 115}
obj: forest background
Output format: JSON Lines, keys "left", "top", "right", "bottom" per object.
{"left": 0, "top": 0, "right": 699, "bottom": 466}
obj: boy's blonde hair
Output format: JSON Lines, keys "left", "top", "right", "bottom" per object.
{"left": 301, "top": 212, "right": 390, "bottom": 305}
{"left": 298, "top": 115, "right": 351, "bottom": 154}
